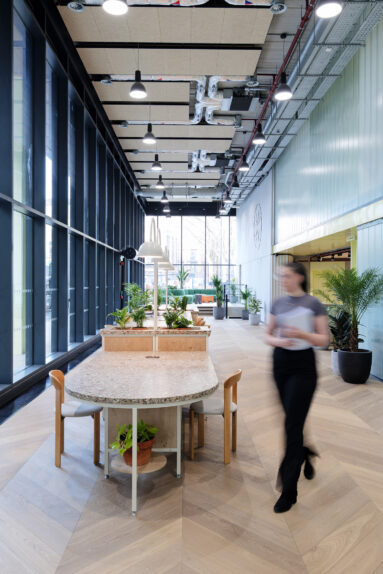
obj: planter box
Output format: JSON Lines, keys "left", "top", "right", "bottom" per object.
{"left": 249, "top": 313, "right": 260, "bottom": 325}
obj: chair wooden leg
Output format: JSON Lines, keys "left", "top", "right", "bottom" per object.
{"left": 55, "top": 412, "right": 62, "bottom": 468}
{"left": 232, "top": 412, "right": 237, "bottom": 452}
{"left": 189, "top": 408, "right": 195, "bottom": 460}
{"left": 197, "top": 414, "right": 204, "bottom": 448}
{"left": 224, "top": 412, "right": 231, "bottom": 464}
{"left": 60, "top": 418, "right": 65, "bottom": 454}
{"left": 93, "top": 412, "right": 100, "bottom": 465}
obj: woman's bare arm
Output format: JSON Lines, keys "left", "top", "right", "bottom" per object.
{"left": 265, "top": 314, "right": 294, "bottom": 348}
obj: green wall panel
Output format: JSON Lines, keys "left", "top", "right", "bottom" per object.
{"left": 275, "top": 17, "right": 383, "bottom": 244}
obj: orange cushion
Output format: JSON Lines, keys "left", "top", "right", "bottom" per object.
{"left": 201, "top": 295, "right": 214, "bottom": 303}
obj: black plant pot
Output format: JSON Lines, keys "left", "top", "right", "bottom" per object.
{"left": 337, "top": 349, "right": 372, "bottom": 384}
{"left": 241, "top": 309, "right": 249, "bottom": 320}
{"left": 213, "top": 306, "right": 225, "bottom": 320}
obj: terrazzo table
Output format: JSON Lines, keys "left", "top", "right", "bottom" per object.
{"left": 65, "top": 349, "right": 218, "bottom": 515}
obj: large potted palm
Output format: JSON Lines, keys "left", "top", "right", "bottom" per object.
{"left": 318, "top": 268, "right": 383, "bottom": 384}
{"left": 212, "top": 275, "right": 225, "bottom": 320}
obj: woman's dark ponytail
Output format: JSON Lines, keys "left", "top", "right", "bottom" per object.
{"left": 284, "top": 262, "right": 308, "bottom": 292}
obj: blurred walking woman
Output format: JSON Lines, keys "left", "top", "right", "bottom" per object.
{"left": 265, "top": 262, "right": 329, "bottom": 513}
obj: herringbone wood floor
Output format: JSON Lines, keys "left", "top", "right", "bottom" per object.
{"left": 1, "top": 320, "right": 383, "bottom": 573}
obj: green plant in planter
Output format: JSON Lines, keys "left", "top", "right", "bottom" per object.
{"left": 131, "top": 306, "right": 146, "bottom": 328}
{"left": 248, "top": 296, "right": 262, "bottom": 314}
{"left": 328, "top": 309, "right": 352, "bottom": 351}
{"left": 212, "top": 275, "right": 223, "bottom": 308}
{"left": 177, "top": 266, "right": 190, "bottom": 288}
{"left": 241, "top": 287, "right": 252, "bottom": 311}
{"left": 163, "top": 310, "right": 180, "bottom": 329}
{"left": 169, "top": 295, "right": 188, "bottom": 313}
{"left": 174, "top": 314, "right": 193, "bottom": 329}
{"left": 124, "top": 283, "right": 150, "bottom": 312}
{"left": 317, "top": 268, "right": 383, "bottom": 352}
{"left": 110, "top": 421, "right": 158, "bottom": 455}
{"left": 107, "top": 306, "right": 131, "bottom": 329}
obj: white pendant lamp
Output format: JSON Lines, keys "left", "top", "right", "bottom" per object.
{"left": 316, "top": 0, "right": 343, "bottom": 19}
{"left": 219, "top": 204, "right": 226, "bottom": 215}
{"left": 155, "top": 175, "right": 165, "bottom": 190}
{"left": 102, "top": 0, "right": 128, "bottom": 16}
{"left": 252, "top": 123, "right": 266, "bottom": 145}
{"left": 163, "top": 204, "right": 170, "bottom": 214}
{"left": 130, "top": 70, "right": 147, "bottom": 99}
{"left": 136, "top": 219, "right": 163, "bottom": 259}
{"left": 151, "top": 154, "right": 162, "bottom": 171}
{"left": 274, "top": 72, "right": 293, "bottom": 102}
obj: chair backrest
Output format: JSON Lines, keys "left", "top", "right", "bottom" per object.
{"left": 49, "top": 370, "right": 65, "bottom": 404}
{"left": 224, "top": 369, "right": 242, "bottom": 405}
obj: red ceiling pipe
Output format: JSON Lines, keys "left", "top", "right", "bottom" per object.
{"left": 227, "top": 0, "right": 317, "bottom": 194}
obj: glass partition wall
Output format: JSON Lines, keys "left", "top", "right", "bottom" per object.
{"left": 144, "top": 216, "right": 238, "bottom": 290}
{"left": 0, "top": 1, "right": 145, "bottom": 391}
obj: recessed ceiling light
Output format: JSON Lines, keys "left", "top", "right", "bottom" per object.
{"left": 67, "top": 1, "right": 85, "bottom": 12}
{"left": 102, "top": 0, "right": 128, "bottom": 16}
{"left": 130, "top": 70, "right": 147, "bottom": 100}
{"left": 316, "top": 0, "right": 343, "bottom": 19}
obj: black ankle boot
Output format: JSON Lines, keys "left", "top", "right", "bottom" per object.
{"left": 273, "top": 493, "right": 297, "bottom": 513}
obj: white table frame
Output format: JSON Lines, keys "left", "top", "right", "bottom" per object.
{"left": 76, "top": 396, "right": 205, "bottom": 516}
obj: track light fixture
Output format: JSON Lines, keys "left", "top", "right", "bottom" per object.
{"left": 142, "top": 123, "right": 156, "bottom": 145}
{"left": 238, "top": 160, "right": 250, "bottom": 173}
{"left": 151, "top": 154, "right": 162, "bottom": 171}
{"left": 252, "top": 123, "right": 266, "bottom": 145}
{"left": 130, "top": 70, "right": 147, "bottom": 99}
{"left": 155, "top": 175, "right": 165, "bottom": 190}
{"left": 316, "top": 0, "right": 343, "bottom": 19}
{"left": 273, "top": 72, "right": 293, "bottom": 102}
{"left": 160, "top": 190, "right": 169, "bottom": 204}
{"left": 67, "top": 1, "right": 85, "bottom": 12}
{"left": 102, "top": 0, "right": 128, "bottom": 16}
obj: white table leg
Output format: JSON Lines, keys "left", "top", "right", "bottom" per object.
{"left": 104, "top": 407, "right": 109, "bottom": 478}
{"left": 176, "top": 405, "right": 182, "bottom": 478}
{"left": 132, "top": 407, "right": 138, "bottom": 516}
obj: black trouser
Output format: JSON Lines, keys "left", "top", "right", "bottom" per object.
{"left": 273, "top": 347, "right": 317, "bottom": 499}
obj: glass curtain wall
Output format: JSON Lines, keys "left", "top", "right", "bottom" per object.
{"left": 144, "top": 216, "right": 237, "bottom": 290}
{"left": 1, "top": 1, "right": 145, "bottom": 386}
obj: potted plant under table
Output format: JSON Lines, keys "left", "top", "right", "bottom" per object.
{"left": 110, "top": 421, "right": 159, "bottom": 466}
{"left": 319, "top": 268, "right": 383, "bottom": 384}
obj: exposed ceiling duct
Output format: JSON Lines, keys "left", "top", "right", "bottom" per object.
{"left": 229, "top": 0, "right": 383, "bottom": 206}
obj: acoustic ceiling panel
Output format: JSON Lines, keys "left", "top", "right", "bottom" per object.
{"left": 77, "top": 47, "right": 260, "bottom": 77}
{"left": 114, "top": 124, "right": 235, "bottom": 139}
{"left": 59, "top": 7, "right": 272, "bottom": 45}
{"left": 94, "top": 81, "right": 189, "bottom": 102}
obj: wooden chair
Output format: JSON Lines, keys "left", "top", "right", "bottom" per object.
{"left": 189, "top": 369, "right": 242, "bottom": 464}
{"left": 49, "top": 370, "right": 103, "bottom": 468}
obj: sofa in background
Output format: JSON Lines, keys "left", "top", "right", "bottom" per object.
{"left": 165, "top": 288, "right": 217, "bottom": 304}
